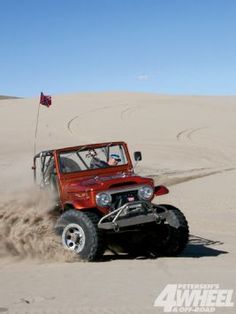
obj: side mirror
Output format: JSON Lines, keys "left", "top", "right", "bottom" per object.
{"left": 134, "top": 151, "right": 142, "bottom": 161}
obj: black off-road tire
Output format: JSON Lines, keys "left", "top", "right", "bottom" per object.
{"left": 107, "top": 205, "right": 189, "bottom": 258}
{"left": 151, "top": 204, "right": 189, "bottom": 256}
{"left": 55, "top": 210, "right": 105, "bottom": 261}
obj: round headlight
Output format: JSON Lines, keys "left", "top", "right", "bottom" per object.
{"left": 96, "top": 192, "right": 112, "bottom": 207}
{"left": 138, "top": 185, "right": 154, "bottom": 200}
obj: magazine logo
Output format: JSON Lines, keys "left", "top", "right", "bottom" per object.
{"left": 154, "top": 284, "right": 234, "bottom": 312}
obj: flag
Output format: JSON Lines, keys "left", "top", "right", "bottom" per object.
{"left": 40, "top": 92, "right": 52, "bottom": 107}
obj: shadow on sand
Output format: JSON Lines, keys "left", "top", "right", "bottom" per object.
{"left": 101, "top": 234, "right": 228, "bottom": 262}
{"left": 180, "top": 234, "right": 228, "bottom": 258}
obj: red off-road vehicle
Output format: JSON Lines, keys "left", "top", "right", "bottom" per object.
{"left": 33, "top": 141, "right": 189, "bottom": 261}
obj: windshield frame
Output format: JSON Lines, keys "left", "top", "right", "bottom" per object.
{"left": 55, "top": 142, "right": 133, "bottom": 176}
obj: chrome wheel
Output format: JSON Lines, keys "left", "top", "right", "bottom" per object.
{"left": 62, "top": 223, "right": 86, "bottom": 253}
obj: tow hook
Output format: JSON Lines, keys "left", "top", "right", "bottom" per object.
{"left": 154, "top": 213, "right": 162, "bottom": 224}
{"left": 112, "top": 222, "right": 120, "bottom": 232}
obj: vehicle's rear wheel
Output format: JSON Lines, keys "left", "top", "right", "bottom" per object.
{"left": 55, "top": 210, "right": 105, "bottom": 261}
{"left": 148, "top": 204, "right": 189, "bottom": 256}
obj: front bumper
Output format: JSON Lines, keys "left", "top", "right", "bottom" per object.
{"left": 98, "top": 201, "right": 164, "bottom": 231}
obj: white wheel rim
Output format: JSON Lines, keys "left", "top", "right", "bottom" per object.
{"left": 62, "top": 223, "right": 86, "bottom": 253}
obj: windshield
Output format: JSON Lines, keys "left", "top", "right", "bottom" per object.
{"left": 58, "top": 144, "right": 128, "bottom": 173}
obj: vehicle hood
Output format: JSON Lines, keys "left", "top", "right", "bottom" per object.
{"left": 64, "top": 172, "right": 154, "bottom": 193}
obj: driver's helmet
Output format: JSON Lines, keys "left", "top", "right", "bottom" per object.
{"left": 110, "top": 154, "right": 121, "bottom": 162}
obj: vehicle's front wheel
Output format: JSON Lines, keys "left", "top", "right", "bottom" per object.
{"left": 147, "top": 204, "right": 189, "bottom": 256}
{"left": 55, "top": 210, "right": 105, "bottom": 261}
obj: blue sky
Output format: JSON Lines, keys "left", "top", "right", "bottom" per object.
{"left": 0, "top": 0, "right": 236, "bottom": 96}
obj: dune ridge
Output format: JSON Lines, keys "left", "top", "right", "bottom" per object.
{"left": 0, "top": 92, "right": 235, "bottom": 313}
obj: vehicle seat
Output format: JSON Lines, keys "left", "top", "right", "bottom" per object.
{"left": 60, "top": 157, "right": 81, "bottom": 173}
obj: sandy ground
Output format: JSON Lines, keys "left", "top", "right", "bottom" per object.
{"left": 0, "top": 92, "right": 235, "bottom": 313}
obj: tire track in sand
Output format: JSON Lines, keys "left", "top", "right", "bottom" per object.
{"left": 149, "top": 167, "right": 236, "bottom": 187}
{"left": 176, "top": 126, "right": 233, "bottom": 165}
{"left": 176, "top": 127, "right": 208, "bottom": 142}
{"left": 67, "top": 105, "right": 111, "bottom": 134}
{"left": 120, "top": 105, "right": 140, "bottom": 120}
{"left": 67, "top": 103, "right": 140, "bottom": 134}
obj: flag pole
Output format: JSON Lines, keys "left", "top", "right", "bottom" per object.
{"left": 33, "top": 92, "right": 52, "bottom": 156}
{"left": 33, "top": 98, "right": 41, "bottom": 156}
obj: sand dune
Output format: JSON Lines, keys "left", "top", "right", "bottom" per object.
{"left": 0, "top": 93, "right": 235, "bottom": 313}
{"left": 0, "top": 95, "right": 19, "bottom": 100}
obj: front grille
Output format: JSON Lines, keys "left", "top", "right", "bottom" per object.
{"left": 110, "top": 190, "right": 139, "bottom": 210}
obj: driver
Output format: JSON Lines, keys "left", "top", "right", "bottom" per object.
{"left": 90, "top": 154, "right": 121, "bottom": 169}
{"left": 107, "top": 154, "right": 121, "bottom": 166}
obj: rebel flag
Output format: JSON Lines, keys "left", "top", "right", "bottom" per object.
{"left": 40, "top": 92, "right": 52, "bottom": 107}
